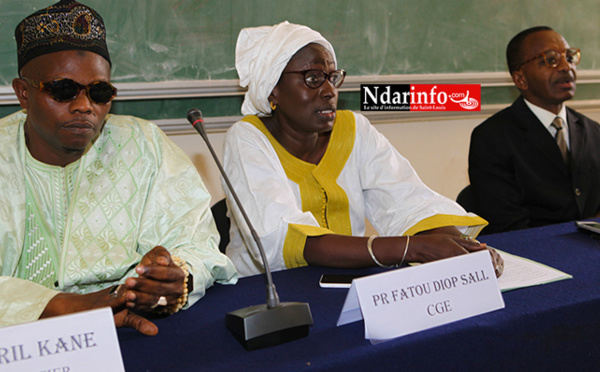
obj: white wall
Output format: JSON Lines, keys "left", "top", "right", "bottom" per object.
{"left": 169, "top": 131, "right": 228, "bottom": 203}
{"left": 169, "top": 108, "right": 600, "bottom": 206}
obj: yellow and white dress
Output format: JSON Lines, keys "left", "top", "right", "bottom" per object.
{"left": 223, "top": 110, "right": 486, "bottom": 277}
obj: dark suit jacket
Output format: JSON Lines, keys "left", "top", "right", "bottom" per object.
{"left": 469, "top": 96, "right": 600, "bottom": 234}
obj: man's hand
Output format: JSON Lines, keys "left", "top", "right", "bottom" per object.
{"left": 122, "top": 246, "right": 186, "bottom": 312}
{"left": 113, "top": 308, "right": 158, "bottom": 336}
{"left": 40, "top": 286, "right": 159, "bottom": 336}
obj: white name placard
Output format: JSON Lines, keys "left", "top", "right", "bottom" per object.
{"left": 0, "top": 307, "right": 124, "bottom": 372}
{"left": 337, "top": 250, "right": 505, "bottom": 343}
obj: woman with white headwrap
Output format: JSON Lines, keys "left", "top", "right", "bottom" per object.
{"left": 223, "top": 21, "right": 503, "bottom": 277}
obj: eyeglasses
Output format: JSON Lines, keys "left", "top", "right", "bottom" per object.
{"left": 517, "top": 48, "right": 581, "bottom": 70}
{"left": 22, "top": 77, "right": 118, "bottom": 104}
{"left": 282, "top": 69, "right": 346, "bottom": 89}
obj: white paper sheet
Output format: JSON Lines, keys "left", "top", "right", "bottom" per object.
{"left": 495, "top": 249, "right": 572, "bottom": 292}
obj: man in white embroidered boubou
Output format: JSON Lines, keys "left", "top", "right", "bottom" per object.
{"left": 0, "top": 0, "right": 237, "bottom": 334}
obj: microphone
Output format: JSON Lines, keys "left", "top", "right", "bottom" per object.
{"left": 187, "top": 109, "right": 313, "bottom": 350}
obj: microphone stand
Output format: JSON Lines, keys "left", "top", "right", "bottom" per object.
{"left": 187, "top": 109, "right": 313, "bottom": 350}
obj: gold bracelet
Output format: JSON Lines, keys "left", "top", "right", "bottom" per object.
{"left": 367, "top": 235, "right": 395, "bottom": 268}
{"left": 154, "top": 255, "right": 190, "bottom": 315}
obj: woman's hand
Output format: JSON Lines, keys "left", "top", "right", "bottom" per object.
{"left": 122, "top": 246, "right": 186, "bottom": 312}
{"left": 305, "top": 228, "right": 504, "bottom": 276}
{"left": 408, "top": 233, "right": 483, "bottom": 262}
{"left": 487, "top": 247, "right": 504, "bottom": 277}
{"left": 411, "top": 227, "right": 504, "bottom": 277}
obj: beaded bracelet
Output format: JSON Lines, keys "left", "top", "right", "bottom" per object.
{"left": 154, "top": 255, "right": 190, "bottom": 315}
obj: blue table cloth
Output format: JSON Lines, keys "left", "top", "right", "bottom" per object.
{"left": 118, "top": 221, "right": 600, "bottom": 371}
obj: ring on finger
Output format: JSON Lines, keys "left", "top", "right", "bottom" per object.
{"left": 151, "top": 296, "right": 168, "bottom": 309}
{"left": 109, "top": 284, "right": 122, "bottom": 298}
{"left": 461, "top": 234, "right": 480, "bottom": 244}
{"left": 495, "top": 264, "right": 504, "bottom": 275}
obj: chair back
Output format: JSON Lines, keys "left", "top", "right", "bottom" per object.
{"left": 211, "top": 198, "right": 230, "bottom": 253}
{"left": 456, "top": 185, "right": 476, "bottom": 213}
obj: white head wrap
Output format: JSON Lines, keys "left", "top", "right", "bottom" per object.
{"left": 236, "top": 21, "right": 337, "bottom": 116}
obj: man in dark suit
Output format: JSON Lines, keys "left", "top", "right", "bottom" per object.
{"left": 468, "top": 26, "right": 600, "bottom": 234}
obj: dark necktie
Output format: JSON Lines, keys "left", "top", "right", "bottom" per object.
{"left": 551, "top": 116, "right": 569, "bottom": 165}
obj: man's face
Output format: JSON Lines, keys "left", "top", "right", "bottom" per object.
{"left": 13, "top": 50, "right": 112, "bottom": 166}
{"left": 512, "top": 30, "right": 577, "bottom": 114}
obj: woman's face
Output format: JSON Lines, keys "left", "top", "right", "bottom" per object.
{"left": 270, "top": 43, "right": 338, "bottom": 135}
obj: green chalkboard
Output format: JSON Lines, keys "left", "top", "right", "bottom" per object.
{"left": 1, "top": 0, "right": 600, "bottom": 86}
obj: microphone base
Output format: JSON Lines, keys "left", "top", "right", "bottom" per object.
{"left": 225, "top": 302, "right": 313, "bottom": 350}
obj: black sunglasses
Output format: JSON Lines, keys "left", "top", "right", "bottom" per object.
{"left": 282, "top": 69, "right": 346, "bottom": 89}
{"left": 22, "top": 77, "right": 117, "bottom": 104}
